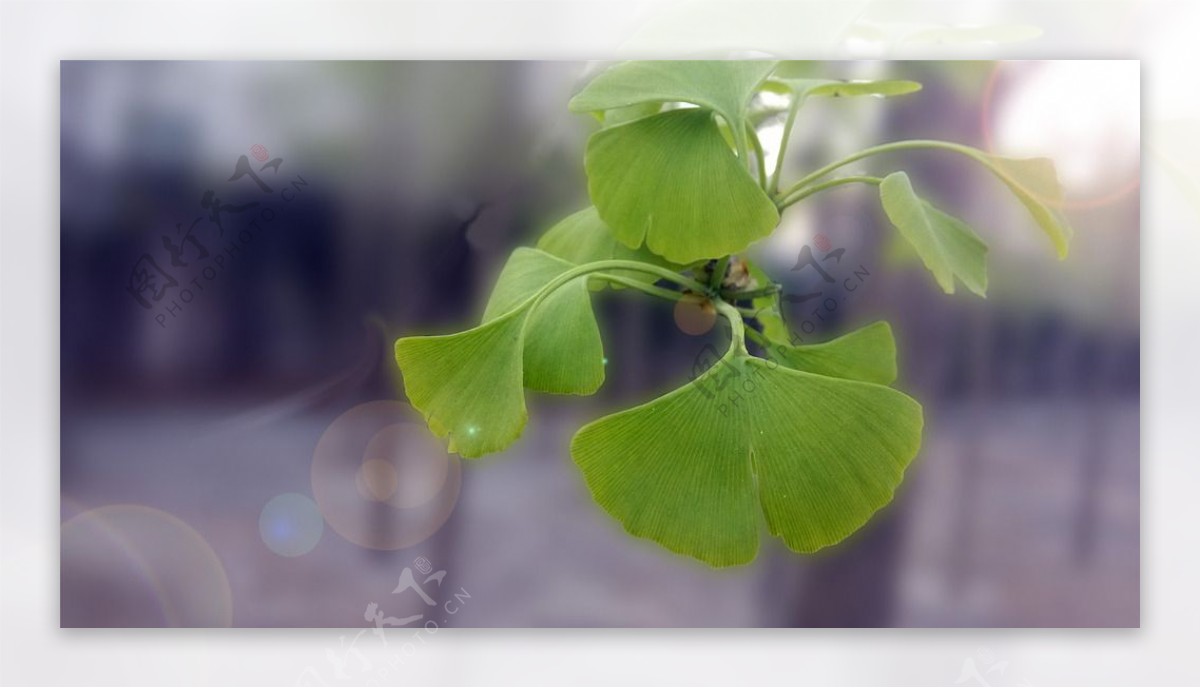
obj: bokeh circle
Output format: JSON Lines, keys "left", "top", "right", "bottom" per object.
{"left": 980, "top": 61, "right": 1140, "bottom": 210}
{"left": 259, "top": 493, "right": 324, "bottom": 557}
{"left": 673, "top": 295, "right": 717, "bottom": 336}
{"left": 311, "top": 401, "right": 461, "bottom": 550}
{"left": 61, "top": 505, "right": 233, "bottom": 627}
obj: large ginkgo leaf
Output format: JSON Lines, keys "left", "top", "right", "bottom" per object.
{"left": 749, "top": 362, "right": 922, "bottom": 554}
{"left": 585, "top": 108, "right": 780, "bottom": 263}
{"left": 569, "top": 60, "right": 778, "bottom": 135}
{"left": 571, "top": 351, "right": 923, "bottom": 567}
{"left": 880, "top": 171, "right": 989, "bottom": 296}
{"left": 600, "top": 102, "right": 662, "bottom": 128}
{"left": 766, "top": 321, "right": 898, "bottom": 385}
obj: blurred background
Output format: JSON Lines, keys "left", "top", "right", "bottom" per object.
{"left": 60, "top": 60, "right": 1139, "bottom": 628}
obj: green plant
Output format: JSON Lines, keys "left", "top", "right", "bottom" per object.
{"left": 393, "top": 61, "right": 1071, "bottom": 567}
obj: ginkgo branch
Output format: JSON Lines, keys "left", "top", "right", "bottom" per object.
{"left": 521, "top": 260, "right": 708, "bottom": 328}
{"left": 768, "top": 91, "right": 806, "bottom": 195}
{"left": 593, "top": 273, "right": 693, "bottom": 302}
{"left": 775, "top": 139, "right": 986, "bottom": 201}
{"left": 746, "top": 123, "right": 768, "bottom": 189}
{"left": 708, "top": 256, "right": 731, "bottom": 292}
{"left": 775, "top": 175, "right": 883, "bottom": 210}
{"left": 712, "top": 298, "right": 749, "bottom": 357}
{"left": 720, "top": 283, "right": 781, "bottom": 301}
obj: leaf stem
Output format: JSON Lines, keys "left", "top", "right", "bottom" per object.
{"left": 593, "top": 273, "right": 690, "bottom": 302}
{"left": 775, "top": 175, "right": 882, "bottom": 210}
{"left": 712, "top": 299, "right": 749, "bottom": 357}
{"left": 776, "top": 139, "right": 982, "bottom": 201}
{"left": 743, "top": 325, "right": 772, "bottom": 348}
{"left": 746, "top": 123, "right": 768, "bottom": 189}
{"left": 720, "top": 283, "right": 781, "bottom": 301}
{"left": 523, "top": 259, "right": 707, "bottom": 317}
{"left": 733, "top": 126, "right": 752, "bottom": 178}
{"left": 708, "top": 256, "right": 730, "bottom": 293}
{"left": 768, "top": 93, "right": 805, "bottom": 195}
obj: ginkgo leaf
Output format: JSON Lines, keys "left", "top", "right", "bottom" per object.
{"left": 767, "top": 77, "right": 923, "bottom": 99}
{"left": 522, "top": 280, "right": 606, "bottom": 394}
{"left": 571, "top": 350, "right": 923, "bottom": 567}
{"left": 569, "top": 60, "right": 778, "bottom": 135}
{"left": 981, "top": 154, "right": 1073, "bottom": 258}
{"left": 394, "top": 309, "right": 529, "bottom": 459}
{"left": 585, "top": 108, "right": 780, "bottom": 264}
{"left": 535, "top": 207, "right": 680, "bottom": 286}
{"left": 396, "top": 248, "right": 605, "bottom": 458}
{"left": 482, "top": 247, "right": 577, "bottom": 320}
{"left": 481, "top": 248, "right": 605, "bottom": 395}
{"left": 765, "top": 321, "right": 898, "bottom": 385}
{"left": 879, "top": 171, "right": 989, "bottom": 296}
{"left": 743, "top": 259, "right": 790, "bottom": 343}
{"left": 601, "top": 102, "right": 661, "bottom": 127}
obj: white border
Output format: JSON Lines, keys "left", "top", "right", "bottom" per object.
{"left": 2, "top": 0, "right": 1193, "bottom": 684}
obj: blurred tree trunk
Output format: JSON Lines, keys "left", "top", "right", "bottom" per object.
{"left": 771, "top": 63, "right": 988, "bottom": 626}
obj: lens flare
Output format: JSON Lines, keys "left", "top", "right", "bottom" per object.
{"left": 311, "top": 401, "right": 461, "bottom": 550}
{"left": 61, "top": 505, "right": 233, "bottom": 627}
{"left": 982, "top": 61, "right": 1140, "bottom": 210}
{"left": 674, "top": 295, "right": 717, "bottom": 336}
{"left": 259, "top": 493, "right": 324, "bottom": 557}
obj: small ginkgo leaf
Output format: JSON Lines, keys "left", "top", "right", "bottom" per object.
{"left": 585, "top": 108, "right": 780, "bottom": 263}
{"left": 765, "top": 321, "right": 898, "bottom": 385}
{"left": 571, "top": 350, "right": 923, "bottom": 567}
{"left": 982, "top": 154, "right": 1073, "bottom": 258}
{"left": 522, "top": 280, "right": 606, "bottom": 394}
{"left": 482, "top": 247, "right": 577, "bottom": 320}
{"left": 569, "top": 60, "right": 778, "bottom": 135}
{"left": 536, "top": 207, "right": 680, "bottom": 286}
{"left": 481, "top": 247, "right": 605, "bottom": 395}
{"left": 396, "top": 248, "right": 606, "bottom": 458}
{"left": 394, "top": 309, "right": 529, "bottom": 459}
{"left": 880, "top": 171, "right": 989, "bottom": 296}
{"left": 743, "top": 259, "right": 790, "bottom": 343}
{"left": 769, "top": 77, "right": 923, "bottom": 99}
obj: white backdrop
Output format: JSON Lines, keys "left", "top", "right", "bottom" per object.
{"left": 1, "top": 0, "right": 1194, "bottom": 684}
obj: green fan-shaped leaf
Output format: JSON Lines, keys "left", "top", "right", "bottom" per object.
{"left": 766, "top": 321, "right": 898, "bottom": 385}
{"left": 585, "top": 108, "right": 780, "bottom": 263}
{"left": 394, "top": 309, "right": 529, "bottom": 458}
{"left": 569, "top": 60, "right": 777, "bottom": 135}
{"left": 396, "top": 248, "right": 605, "bottom": 458}
{"left": 768, "top": 78, "right": 923, "bottom": 99}
{"left": 743, "top": 259, "right": 789, "bottom": 343}
{"left": 571, "top": 348, "right": 923, "bottom": 567}
{"left": 880, "top": 171, "right": 989, "bottom": 296}
{"left": 536, "top": 207, "right": 680, "bottom": 286}
{"left": 521, "top": 279, "right": 605, "bottom": 394}
{"left": 481, "top": 248, "right": 605, "bottom": 395}
{"left": 482, "top": 247, "right": 576, "bottom": 320}
{"left": 981, "top": 154, "right": 1073, "bottom": 259}
{"left": 600, "top": 102, "right": 661, "bottom": 128}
